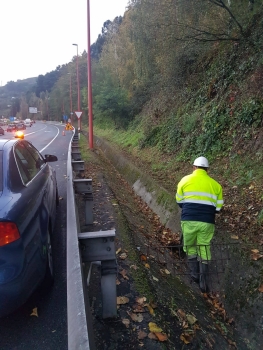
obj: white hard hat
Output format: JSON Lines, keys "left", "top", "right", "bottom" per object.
{"left": 193, "top": 156, "right": 209, "bottom": 168}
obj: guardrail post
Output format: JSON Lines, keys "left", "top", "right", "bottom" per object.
{"left": 78, "top": 230, "right": 117, "bottom": 318}
{"left": 73, "top": 179, "right": 93, "bottom": 224}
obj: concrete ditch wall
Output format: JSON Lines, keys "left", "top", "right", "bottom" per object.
{"left": 94, "top": 136, "right": 181, "bottom": 233}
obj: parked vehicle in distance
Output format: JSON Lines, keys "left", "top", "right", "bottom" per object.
{"left": 0, "top": 139, "right": 59, "bottom": 317}
{"left": 6, "top": 124, "right": 17, "bottom": 132}
{"left": 24, "top": 118, "right": 32, "bottom": 127}
{"left": 0, "top": 127, "right": 4, "bottom": 135}
{"left": 16, "top": 123, "right": 26, "bottom": 130}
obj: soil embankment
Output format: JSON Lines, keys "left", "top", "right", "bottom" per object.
{"left": 77, "top": 134, "right": 261, "bottom": 349}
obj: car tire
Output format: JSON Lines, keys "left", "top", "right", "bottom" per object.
{"left": 42, "top": 229, "right": 54, "bottom": 290}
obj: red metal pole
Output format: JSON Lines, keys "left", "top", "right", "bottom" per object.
{"left": 73, "top": 43, "right": 81, "bottom": 131}
{"left": 76, "top": 45, "right": 81, "bottom": 131}
{"left": 69, "top": 74, "right": 72, "bottom": 118}
{"left": 87, "top": 0, "right": 93, "bottom": 149}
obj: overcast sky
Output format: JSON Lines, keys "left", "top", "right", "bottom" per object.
{"left": 0, "top": 0, "right": 129, "bottom": 86}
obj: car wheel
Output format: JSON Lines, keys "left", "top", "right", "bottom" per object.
{"left": 42, "top": 229, "right": 54, "bottom": 289}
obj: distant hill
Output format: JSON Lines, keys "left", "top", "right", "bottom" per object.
{"left": 0, "top": 77, "right": 37, "bottom": 97}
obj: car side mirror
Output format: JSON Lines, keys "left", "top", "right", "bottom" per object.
{"left": 44, "top": 154, "right": 58, "bottom": 162}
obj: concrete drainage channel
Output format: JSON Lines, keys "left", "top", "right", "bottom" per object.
{"left": 66, "top": 132, "right": 117, "bottom": 349}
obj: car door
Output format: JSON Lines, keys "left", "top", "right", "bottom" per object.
{"left": 13, "top": 142, "right": 51, "bottom": 279}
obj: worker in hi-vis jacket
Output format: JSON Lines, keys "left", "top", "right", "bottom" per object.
{"left": 176, "top": 156, "right": 224, "bottom": 293}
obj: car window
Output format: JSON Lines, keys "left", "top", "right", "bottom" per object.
{"left": 24, "top": 142, "right": 45, "bottom": 169}
{"left": 14, "top": 143, "right": 41, "bottom": 183}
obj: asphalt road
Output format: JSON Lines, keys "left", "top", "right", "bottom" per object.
{"left": 0, "top": 122, "right": 71, "bottom": 350}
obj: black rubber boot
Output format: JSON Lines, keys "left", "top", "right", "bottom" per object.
{"left": 199, "top": 262, "right": 209, "bottom": 293}
{"left": 188, "top": 257, "right": 199, "bottom": 283}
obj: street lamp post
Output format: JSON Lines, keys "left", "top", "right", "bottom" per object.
{"left": 68, "top": 73, "right": 73, "bottom": 120}
{"left": 87, "top": 0, "right": 93, "bottom": 149}
{"left": 72, "top": 43, "right": 81, "bottom": 131}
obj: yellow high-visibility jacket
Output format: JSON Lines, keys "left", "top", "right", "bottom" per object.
{"left": 176, "top": 169, "right": 223, "bottom": 224}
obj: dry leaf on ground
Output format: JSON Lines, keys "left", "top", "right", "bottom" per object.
{"left": 138, "top": 330, "right": 147, "bottom": 340}
{"left": 177, "top": 309, "right": 186, "bottom": 320}
{"left": 120, "top": 252, "right": 128, "bottom": 260}
{"left": 148, "top": 332, "right": 158, "bottom": 340}
{"left": 146, "top": 303, "right": 155, "bottom": 315}
{"left": 154, "top": 332, "right": 168, "bottom": 342}
{"left": 149, "top": 322, "right": 163, "bottom": 333}
{"left": 180, "top": 332, "right": 192, "bottom": 344}
{"left": 122, "top": 318, "right": 130, "bottom": 328}
{"left": 30, "top": 307, "right": 38, "bottom": 317}
{"left": 119, "top": 269, "right": 129, "bottom": 280}
{"left": 116, "top": 247, "right": 122, "bottom": 254}
{"left": 127, "top": 311, "right": 144, "bottom": 322}
{"left": 132, "top": 304, "right": 145, "bottom": 313}
{"left": 136, "top": 296, "right": 147, "bottom": 304}
{"left": 186, "top": 314, "right": 198, "bottom": 325}
{"left": 117, "top": 296, "right": 129, "bottom": 305}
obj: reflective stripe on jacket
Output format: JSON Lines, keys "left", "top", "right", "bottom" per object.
{"left": 176, "top": 169, "right": 223, "bottom": 224}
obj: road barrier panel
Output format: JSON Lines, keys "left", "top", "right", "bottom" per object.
{"left": 78, "top": 230, "right": 117, "bottom": 319}
{"left": 72, "top": 160, "right": 85, "bottom": 175}
{"left": 71, "top": 150, "right": 82, "bottom": 161}
{"left": 72, "top": 145, "right": 80, "bottom": 153}
{"left": 73, "top": 179, "right": 93, "bottom": 225}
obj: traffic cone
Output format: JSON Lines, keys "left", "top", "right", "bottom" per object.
{"left": 62, "top": 130, "right": 65, "bottom": 136}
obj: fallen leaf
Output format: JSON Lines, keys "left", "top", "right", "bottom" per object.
{"left": 119, "top": 269, "right": 129, "bottom": 280}
{"left": 132, "top": 304, "right": 145, "bottom": 313}
{"left": 146, "top": 303, "right": 155, "bottom": 315}
{"left": 154, "top": 332, "right": 168, "bottom": 341}
{"left": 127, "top": 311, "right": 144, "bottom": 322}
{"left": 258, "top": 285, "right": 263, "bottom": 292}
{"left": 122, "top": 318, "right": 130, "bottom": 328}
{"left": 231, "top": 235, "right": 239, "bottom": 240}
{"left": 30, "top": 307, "right": 38, "bottom": 317}
{"left": 120, "top": 253, "right": 128, "bottom": 260}
{"left": 164, "top": 269, "right": 171, "bottom": 275}
{"left": 177, "top": 309, "right": 186, "bottom": 320}
{"left": 152, "top": 276, "right": 159, "bottom": 282}
{"left": 148, "top": 332, "right": 158, "bottom": 340}
{"left": 138, "top": 330, "right": 147, "bottom": 340}
{"left": 116, "top": 248, "right": 122, "bottom": 254}
{"left": 140, "top": 254, "right": 147, "bottom": 261}
{"left": 145, "top": 263, "right": 150, "bottom": 269}
{"left": 130, "top": 265, "right": 138, "bottom": 270}
{"left": 116, "top": 279, "right": 121, "bottom": 285}
{"left": 251, "top": 253, "right": 263, "bottom": 261}
{"left": 149, "top": 322, "right": 163, "bottom": 333}
{"left": 180, "top": 332, "right": 192, "bottom": 344}
{"left": 186, "top": 314, "right": 198, "bottom": 325}
{"left": 251, "top": 249, "right": 259, "bottom": 253}
{"left": 117, "top": 296, "right": 129, "bottom": 305}
{"left": 136, "top": 297, "right": 147, "bottom": 304}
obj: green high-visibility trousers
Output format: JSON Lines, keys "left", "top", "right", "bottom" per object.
{"left": 181, "top": 221, "right": 215, "bottom": 261}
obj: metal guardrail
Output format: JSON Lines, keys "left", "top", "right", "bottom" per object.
{"left": 67, "top": 132, "right": 95, "bottom": 350}
{"left": 67, "top": 131, "right": 117, "bottom": 349}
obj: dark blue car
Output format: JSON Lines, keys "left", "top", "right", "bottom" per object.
{"left": 0, "top": 139, "right": 59, "bottom": 317}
